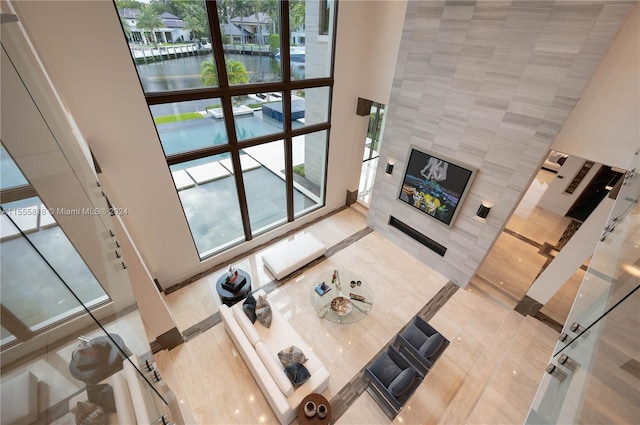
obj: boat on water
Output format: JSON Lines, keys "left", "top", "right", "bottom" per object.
{"left": 273, "top": 46, "right": 305, "bottom": 63}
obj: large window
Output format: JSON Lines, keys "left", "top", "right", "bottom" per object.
{"left": 118, "top": 0, "right": 337, "bottom": 258}
{"left": 0, "top": 146, "right": 108, "bottom": 346}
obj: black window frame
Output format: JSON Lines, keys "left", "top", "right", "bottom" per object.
{"left": 118, "top": 0, "right": 338, "bottom": 259}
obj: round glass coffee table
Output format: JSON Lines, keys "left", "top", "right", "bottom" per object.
{"left": 311, "top": 269, "right": 373, "bottom": 323}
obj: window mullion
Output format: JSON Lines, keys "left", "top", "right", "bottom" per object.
{"left": 1, "top": 304, "right": 33, "bottom": 342}
{"left": 0, "top": 185, "right": 38, "bottom": 203}
{"left": 280, "top": 1, "right": 294, "bottom": 222}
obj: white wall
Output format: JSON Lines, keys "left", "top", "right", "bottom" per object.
{"left": 552, "top": 3, "right": 640, "bottom": 170}
{"left": 9, "top": 0, "right": 407, "bottom": 287}
{"left": 328, "top": 0, "right": 408, "bottom": 197}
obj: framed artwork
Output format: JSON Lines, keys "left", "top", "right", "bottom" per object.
{"left": 398, "top": 148, "right": 477, "bottom": 227}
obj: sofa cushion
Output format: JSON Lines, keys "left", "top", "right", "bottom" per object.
{"left": 388, "top": 368, "right": 417, "bottom": 398}
{"left": 86, "top": 384, "right": 116, "bottom": 414}
{"left": 284, "top": 363, "right": 311, "bottom": 387}
{"left": 278, "top": 346, "right": 307, "bottom": 367}
{"left": 75, "top": 401, "right": 106, "bottom": 425}
{"left": 402, "top": 324, "right": 428, "bottom": 349}
{"left": 368, "top": 352, "right": 403, "bottom": 388}
{"left": 256, "top": 295, "right": 272, "bottom": 328}
{"left": 233, "top": 305, "right": 261, "bottom": 346}
{"left": 419, "top": 333, "right": 445, "bottom": 358}
{"left": 242, "top": 294, "right": 257, "bottom": 323}
{"left": 255, "top": 341, "right": 294, "bottom": 397}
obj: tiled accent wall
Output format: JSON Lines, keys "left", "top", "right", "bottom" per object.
{"left": 369, "top": 0, "right": 634, "bottom": 287}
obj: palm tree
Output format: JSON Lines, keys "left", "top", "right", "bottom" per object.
{"left": 201, "top": 60, "right": 219, "bottom": 86}
{"left": 290, "top": 0, "right": 305, "bottom": 32}
{"left": 120, "top": 16, "right": 133, "bottom": 42}
{"left": 178, "top": 2, "right": 207, "bottom": 42}
{"left": 136, "top": 6, "right": 163, "bottom": 44}
{"left": 261, "top": 0, "right": 278, "bottom": 34}
{"left": 201, "top": 59, "right": 250, "bottom": 86}
{"left": 184, "top": 15, "right": 204, "bottom": 42}
{"left": 226, "top": 59, "right": 250, "bottom": 85}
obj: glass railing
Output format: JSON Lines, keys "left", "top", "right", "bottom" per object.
{"left": 0, "top": 203, "right": 172, "bottom": 424}
{"left": 525, "top": 155, "right": 640, "bottom": 424}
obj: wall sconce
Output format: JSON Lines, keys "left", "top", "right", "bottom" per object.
{"left": 385, "top": 162, "right": 394, "bottom": 175}
{"left": 476, "top": 203, "right": 491, "bottom": 219}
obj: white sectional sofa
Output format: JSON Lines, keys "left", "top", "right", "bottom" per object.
{"left": 220, "top": 290, "right": 330, "bottom": 425}
{"left": 261, "top": 233, "right": 327, "bottom": 280}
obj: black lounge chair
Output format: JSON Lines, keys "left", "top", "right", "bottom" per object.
{"left": 364, "top": 345, "right": 424, "bottom": 419}
{"left": 394, "top": 316, "right": 449, "bottom": 375}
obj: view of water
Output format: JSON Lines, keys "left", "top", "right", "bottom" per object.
{"left": 136, "top": 53, "right": 305, "bottom": 92}
{"left": 157, "top": 112, "right": 283, "bottom": 157}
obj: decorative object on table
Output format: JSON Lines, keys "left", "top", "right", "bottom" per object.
{"left": 303, "top": 400, "right": 316, "bottom": 418}
{"left": 330, "top": 296, "right": 353, "bottom": 316}
{"left": 221, "top": 276, "right": 247, "bottom": 292}
{"left": 349, "top": 293, "right": 371, "bottom": 304}
{"left": 298, "top": 393, "right": 332, "bottom": 424}
{"left": 314, "top": 282, "right": 331, "bottom": 296}
{"left": 317, "top": 403, "right": 328, "bottom": 419}
{"left": 217, "top": 268, "right": 253, "bottom": 307}
{"left": 398, "top": 147, "right": 477, "bottom": 227}
{"left": 278, "top": 346, "right": 308, "bottom": 367}
{"left": 222, "top": 264, "right": 247, "bottom": 291}
{"left": 255, "top": 294, "right": 272, "bottom": 328}
{"left": 311, "top": 269, "right": 373, "bottom": 324}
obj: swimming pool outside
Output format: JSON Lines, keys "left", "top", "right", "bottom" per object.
{"left": 157, "top": 111, "right": 284, "bottom": 156}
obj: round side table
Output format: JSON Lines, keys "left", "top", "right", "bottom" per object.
{"left": 69, "top": 334, "right": 130, "bottom": 384}
{"left": 298, "top": 393, "right": 331, "bottom": 424}
{"left": 215, "top": 269, "right": 252, "bottom": 306}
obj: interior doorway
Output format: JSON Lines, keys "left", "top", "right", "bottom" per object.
{"left": 473, "top": 151, "right": 607, "bottom": 328}
{"left": 358, "top": 102, "right": 385, "bottom": 206}
{"left": 566, "top": 166, "right": 624, "bottom": 222}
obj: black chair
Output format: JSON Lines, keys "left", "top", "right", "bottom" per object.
{"left": 394, "top": 316, "right": 449, "bottom": 375}
{"left": 364, "top": 345, "right": 424, "bottom": 419}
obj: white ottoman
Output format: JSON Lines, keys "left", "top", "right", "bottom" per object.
{"left": 262, "top": 233, "right": 327, "bottom": 279}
